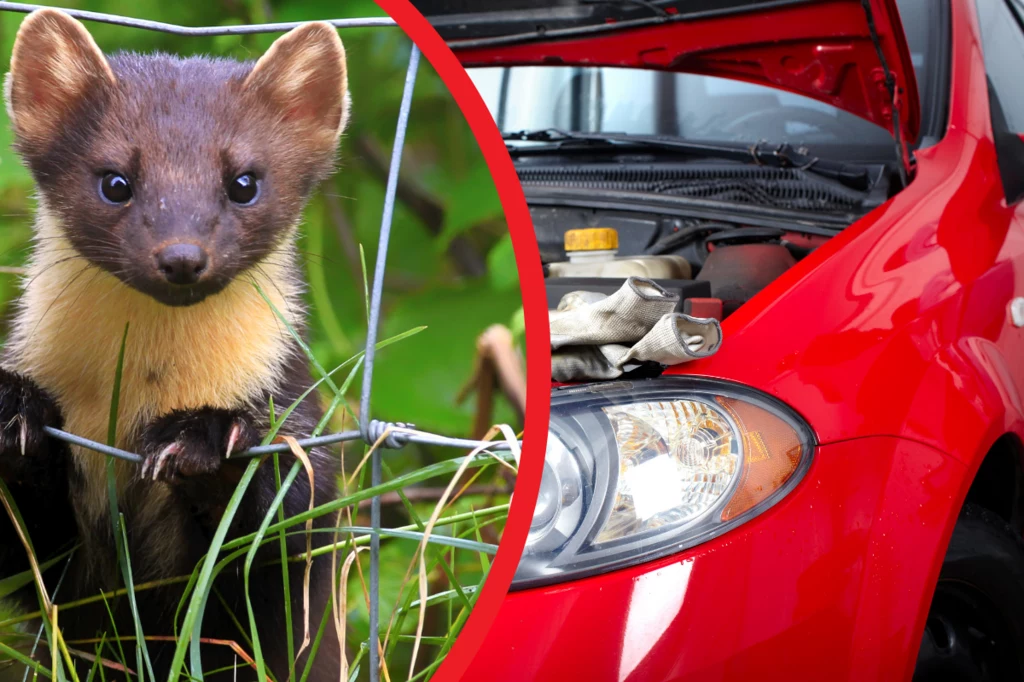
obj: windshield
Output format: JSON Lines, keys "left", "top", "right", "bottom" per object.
{"left": 468, "top": 0, "right": 940, "bottom": 158}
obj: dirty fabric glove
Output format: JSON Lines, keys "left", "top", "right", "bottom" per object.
{"left": 550, "top": 344, "right": 632, "bottom": 382}
{"left": 550, "top": 277, "right": 680, "bottom": 349}
{"left": 619, "top": 312, "right": 721, "bottom": 366}
{"left": 550, "top": 278, "right": 722, "bottom": 382}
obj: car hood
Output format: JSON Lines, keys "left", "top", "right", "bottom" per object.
{"left": 430, "top": 0, "right": 920, "bottom": 157}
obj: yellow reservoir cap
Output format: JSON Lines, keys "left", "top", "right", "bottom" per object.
{"left": 565, "top": 227, "right": 619, "bottom": 252}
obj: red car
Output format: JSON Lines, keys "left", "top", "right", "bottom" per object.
{"left": 427, "top": 0, "right": 1024, "bottom": 679}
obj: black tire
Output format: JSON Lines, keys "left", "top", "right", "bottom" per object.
{"left": 914, "top": 504, "right": 1024, "bottom": 682}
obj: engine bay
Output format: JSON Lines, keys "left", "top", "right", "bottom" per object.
{"left": 526, "top": 151, "right": 900, "bottom": 320}
{"left": 537, "top": 199, "right": 836, "bottom": 319}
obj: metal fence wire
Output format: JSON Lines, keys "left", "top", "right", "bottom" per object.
{"left": 0, "top": 3, "right": 517, "bottom": 681}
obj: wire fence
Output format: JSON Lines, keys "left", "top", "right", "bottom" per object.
{"left": 0, "top": 3, "right": 517, "bottom": 681}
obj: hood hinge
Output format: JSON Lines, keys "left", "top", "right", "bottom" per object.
{"left": 860, "top": 0, "right": 913, "bottom": 185}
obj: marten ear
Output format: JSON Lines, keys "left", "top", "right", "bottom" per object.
{"left": 244, "top": 22, "right": 349, "bottom": 143}
{"left": 6, "top": 9, "right": 114, "bottom": 146}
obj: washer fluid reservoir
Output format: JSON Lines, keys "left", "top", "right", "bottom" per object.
{"left": 547, "top": 227, "right": 692, "bottom": 279}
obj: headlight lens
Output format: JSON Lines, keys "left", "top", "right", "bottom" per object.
{"left": 514, "top": 378, "right": 814, "bottom": 588}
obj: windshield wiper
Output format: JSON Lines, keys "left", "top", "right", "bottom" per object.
{"left": 578, "top": 0, "right": 671, "bottom": 19}
{"left": 504, "top": 128, "right": 873, "bottom": 190}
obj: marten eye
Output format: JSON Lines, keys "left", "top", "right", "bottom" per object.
{"left": 99, "top": 173, "right": 132, "bottom": 205}
{"left": 228, "top": 173, "right": 259, "bottom": 205}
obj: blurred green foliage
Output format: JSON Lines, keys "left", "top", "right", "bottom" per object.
{"left": 0, "top": 0, "right": 521, "bottom": 434}
{"left": 0, "top": 1, "right": 521, "bottom": 678}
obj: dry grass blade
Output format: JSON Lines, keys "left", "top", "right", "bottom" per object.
{"left": 69, "top": 636, "right": 271, "bottom": 681}
{"left": 337, "top": 429, "right": 392, "bottom": 681}
{"left": 49, "top": 610, "right": 57, "bottom": 681}
{"left": 332, "top": 445, "right": 370, "bottom": 682}
{"left": 178, "top": 636, "right": 271, "bottom": 681}
{"left": 344, "top": 429, "right": 393, "bottom": 490}
{"left": 330, "top": 512, "right": 343, "bottom": 682}
{"left": 50, "top": 605, "right": 80, "bottom": 682}
{"left": 281, "top": 436, "right": 317, "bottom": 664}
{"left": 337, "top": 432, "right": 395, "bottom": 682}
{"left": 378, "top": 438, "right": 514, "bottom": 664}
{"left": 495, "top": 424, "right": 523, "bottom": 468}
{"left": 333, "top": 547, "right": 367, "bottom": 682}
{"left": 0, "top": 479, "right": 79, "bottom": 681}
{"left": 345, "top": 501, "right": 394, "bottom": 682}
{"left": 64, "top": 649, "right": 135, "bottom": 676}
{"left": 0, "top": 484, "right": 51, "bottom": 613}
{"left": 407, "top": 425, "right": 518, "bottom": 678}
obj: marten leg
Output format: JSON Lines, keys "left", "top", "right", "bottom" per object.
{"left": 138, "top": 407, "right": 260, "bottom": 485}
{"left": 0, "top": 368, "right": 75, "bottom": 604}
{"left": 137, "top": 341, "right": 338, "bottom": 539}
{"left": 137, "top": 399, "right": 341, "bottom": 681}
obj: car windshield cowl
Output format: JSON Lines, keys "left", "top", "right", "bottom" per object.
{"left": 503, "top": 128, "right": 879, "bottom": 191}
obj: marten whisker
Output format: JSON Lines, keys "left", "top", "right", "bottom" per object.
{"left": 52, "top": 268, "right": 106, "bottom": 336}
{"left": 20, "top": 255, "right": 89, "bottom": 290}
{"left": 0, "top": 12, "right": 355, "bottom": 681}
{"left": 27, "top": 263, "right": 93, "bottom": 338}
{"left": 294, "top": 249, "right": 340, "bottom": 266}
{"left": 82, "top": 271, "right": 135, "bottom": 314}
{"left": 250, "top": 264, "right": 295, "bottom": 326}
{"left": 261, "top": 257, "right": 312, "bottom": 271}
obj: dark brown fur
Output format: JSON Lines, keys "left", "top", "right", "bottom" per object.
{"left": 0, "top": 9, "right": 351, "bottom": 681}
{"left": 15, "top": 50, "right": 340, "bottom": 306}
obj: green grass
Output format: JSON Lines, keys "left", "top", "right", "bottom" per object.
{"left": 0, "top": 312, "right": 514, "bottom": 682}
{"left": 0, "top": 3, "right": 521, "bottom": 678}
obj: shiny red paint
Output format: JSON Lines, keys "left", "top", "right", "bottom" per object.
{"left": 468, "top": 437, "right": 966, "bottom": 681}
{"left": 453, "top": 0, "right": 920, "bottom": 153}
{"left": 461, "top": 0, "right": 1024, "bottom": 680}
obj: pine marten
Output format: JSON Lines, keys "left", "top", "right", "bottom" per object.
{"left": 0, "top": 9, "right": 349, "bottom": 680}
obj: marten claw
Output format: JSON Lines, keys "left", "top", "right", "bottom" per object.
{"left": 140, "top": 408, "right": 259, "bottom": 482}
{"left": 225, "top": 422, "right": 242, "bottom": 458}
{"left": 0, "top": 369, "right": 63, "bottom": 460}
{"left": 18, "top": 415, "right": 26, "bottom": 457}
{"left": 4, "top": 413, "right": 26, "bottom": 456}
{"left": 143, "top": 442, "right": 180, "bottom": 481}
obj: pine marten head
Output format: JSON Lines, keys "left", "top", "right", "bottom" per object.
{"left": 5, "top": 9, "right": 349, "bottom": 306}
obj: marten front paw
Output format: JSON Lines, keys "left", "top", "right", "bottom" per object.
{"left": 0, "top": 368, "right": 63, "bottom": 459}
{"left": 139, "top": 408, "right": 260, "bottom": 483}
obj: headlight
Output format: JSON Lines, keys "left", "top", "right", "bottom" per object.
{"left": 514, "top": 378, "right": 814, "bottom": 588}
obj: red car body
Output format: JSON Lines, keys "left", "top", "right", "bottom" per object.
{"left": 454, "top": 0, "right": 1024, "bottom": 679}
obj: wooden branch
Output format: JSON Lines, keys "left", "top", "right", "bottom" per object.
{"left": 481, "top": 325, "right": 527, "bottom": 420}
{"left": 457, "top": 325, "right": 527, "bottom": 439}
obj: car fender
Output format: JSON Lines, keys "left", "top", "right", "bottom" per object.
{"left": 461, "top": 436, "right": 966, "bottom": 681}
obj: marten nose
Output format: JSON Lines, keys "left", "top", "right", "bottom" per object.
{"left": 156, "top": 243, "right": 208, "bottom": 285}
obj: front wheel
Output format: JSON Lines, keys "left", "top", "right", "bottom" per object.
{"left": 914, "top": 504, "right": 1024, "bottom": 681}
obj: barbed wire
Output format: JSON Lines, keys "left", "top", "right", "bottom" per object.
{"left": 42, "top": 423, "right": 515, "bottom": 464}
{"left": 362, "top": 42, "right": 421, "bottom": 682}
{"left": 0, "top": 5, "right": 516, "bottom": 682}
